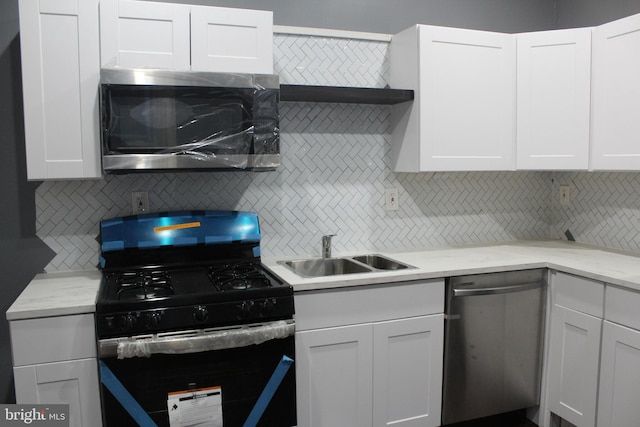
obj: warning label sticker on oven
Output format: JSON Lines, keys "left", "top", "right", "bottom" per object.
{"left": 167, "top": 386, "right": 222, "bottom": 427}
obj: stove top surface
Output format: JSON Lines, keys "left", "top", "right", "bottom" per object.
{"left": 96, "top": 262, "right": 293, "bottom": 339}
{"left": 98, "top": 261, "right": 290, "bottom": 309}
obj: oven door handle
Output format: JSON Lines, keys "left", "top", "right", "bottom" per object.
{"left": 98, "top": 320, "right": 295, "bottom": 359}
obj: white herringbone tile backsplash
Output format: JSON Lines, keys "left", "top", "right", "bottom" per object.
{"left": 38, "top": 32, "right": 640, "bottom": 272}
{"left": 551, "top": 172, "right": 640, "bottom": 252}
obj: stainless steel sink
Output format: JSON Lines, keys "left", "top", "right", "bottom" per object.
{"left": 351, "top": 254, "right": 411, "bottom": 270}
{"left": 280, "top": 254, "right": 414, "bottom": 277}
{"left": 280, "top": 258, "right": 371, "bottom": 277}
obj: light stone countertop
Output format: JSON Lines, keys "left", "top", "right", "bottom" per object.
{"left": 8, "top": 239, "right": 640, "bottom": 321}
{"left": 262, "top": 239, "right": 640, "bottom": 293}
{"left": 6, "top": 269, "right": 101, "bottom": 321}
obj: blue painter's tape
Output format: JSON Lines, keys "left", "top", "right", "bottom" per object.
{"left": 243, "top": 355, "right": 294, "bottom": 427}
{"left": 102, "top": 241, "right": 125, "bottom": 252}
{"left": 172, "top": 237, "right": 198, "bottom": 246}
{"left": 204, "top": 235, "right": 233, "bottom": 244}
{"left": 99, "top": 361, "right": 158, "bottom": 427}
{"left": 253, "top": 247, "right": 261, "bottom": 257}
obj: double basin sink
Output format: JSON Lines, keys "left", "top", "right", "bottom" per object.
{"left": 279, "top": 254, "right": 414, "bottom": 278}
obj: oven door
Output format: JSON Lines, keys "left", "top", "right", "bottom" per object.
{"left": 97, "top": 320, "right": 296, "bottom": 427}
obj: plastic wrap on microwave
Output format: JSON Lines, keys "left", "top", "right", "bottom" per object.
{"left": 113, "top": 320, "right": 294, "bottom": 359}
{"left": 100, "top": 72, "right": 280, "bottom": 172}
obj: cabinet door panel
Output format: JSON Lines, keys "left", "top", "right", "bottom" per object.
{"left": 516, "top": 28, "right": 591, "bottom": 170}
{"left": 100, "top": 0, "right": 190, "bottom": 69}
{"left": 547, "top": 305, "right": 601, "bottom": 427}
{"left": 296, "top": 324, "right": 373, "bottom": 427}
{"left": 190, "top": 6, "right": 273, "bottom": 73}
{"left": 19, "top": 0, "right": 101, "bottom": 179}
{"left": 420, "top": 26, "right": 516, "bottom": 171}
{"left": 592, "top": 13, "right": 640, "bottom": 170}
{"left": 373, "top": 315, "right": 444, "bottom": 427}
{"left": 597, "top": 321, "right": 640, "bottom": 427}
{"left": 14, "top": 359, "right": 102, "bottom": 427}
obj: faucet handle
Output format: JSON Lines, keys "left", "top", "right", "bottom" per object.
{"left": 322, "top": 234, "right": 336, "bottom": 258}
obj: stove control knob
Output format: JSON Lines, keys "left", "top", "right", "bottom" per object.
{"left": 238, "top": 300, "right": 255, "bottom": 319}
{"left": 193, "top": 305, "right": 209, "bottom": 323}
{"left": 260, "top": 298, "right": 277, "bottom": 315}
{"left": 122, "top": 313, "right": 137, "bottom": 330}
{"left": 147, "top": 311, "right": 162, "bottom": 328}
{"left": 105, "top": 316, "right": 116, "bottom": 330}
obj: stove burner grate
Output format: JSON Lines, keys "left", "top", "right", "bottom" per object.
{"left": 208, "top": 263, "right": 272, "bottom": 292}
{"left": 116, "top": 270, "right": 174, "bottom": 300}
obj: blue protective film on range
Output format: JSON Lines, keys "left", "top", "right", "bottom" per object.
{"left": 100, "top": 210, "right": 261, "bottom": 253}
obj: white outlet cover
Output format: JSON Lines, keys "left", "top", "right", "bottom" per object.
{"left": 385, "top": 188, "right": 399, "bottom": 211}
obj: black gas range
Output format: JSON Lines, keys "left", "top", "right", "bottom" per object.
{"left": 95, "top": 210, "right": 293, "bottom": 339}
{"left": 95, "top": 210, "right": 296, "bottom": 427}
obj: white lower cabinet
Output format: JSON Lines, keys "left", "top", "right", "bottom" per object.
{"left": 295, "top": 280, "right": 444, "bottom": 427}
{"left": 597, "top": 322, "right": 640, "bottom": 427}
{"left": 545, "top": 271, "right": 604, "bottom": 427}
{"left": 9, "top": 314, "right": 102, "bottom": 427}
{"left": 372, "top": 316, "right": 444, "bottom": 427}
{"left": 13, "top": 359, "right": 101, "bottom": 427}
{"left": 597, "top": 286, "right": 640, "bottom": 426}
{"left": 547, "top": 306, "right": 601, "bottom": 427}
{"left": 296, "top": 324, "right": 374, "bottom": 427}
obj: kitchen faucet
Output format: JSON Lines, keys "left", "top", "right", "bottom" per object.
{"left": 322, "top": 234, "right": 336, "bottom": 258}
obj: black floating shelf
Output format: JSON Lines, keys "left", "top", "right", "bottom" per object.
{"left": 280, "top": 84, "right": 414, "bottom": 105}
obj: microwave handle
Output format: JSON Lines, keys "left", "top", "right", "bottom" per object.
{"left": 98, "top": 320, "right": 294, "bottom": 359}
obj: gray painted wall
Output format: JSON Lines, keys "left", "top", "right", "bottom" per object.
{"left": 165, "top": 0, "right": 557, "bottom": 33}
{"left": 556, "top": 0, "right": 640, "bottom": 28}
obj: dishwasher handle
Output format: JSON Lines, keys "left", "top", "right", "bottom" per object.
{"left": 452, "top": 281, "right": 542, "bottom": 297}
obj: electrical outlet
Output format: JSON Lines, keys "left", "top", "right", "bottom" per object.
{"left": 132, "top": 191, "right": 149, "bottom": 214}
{"left": 559, "top": 185, "right": 571, "bottom": 207}
{"left": 385, "top": 188, "right": 399, "bottom": 211}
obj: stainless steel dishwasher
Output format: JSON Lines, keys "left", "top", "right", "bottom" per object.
{"left": 442, "top": 269, "right": 546, "bottom": 425}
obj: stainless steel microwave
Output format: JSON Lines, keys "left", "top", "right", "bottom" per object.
{"left": 100, "top": 69, "right": 280, "bottom": 173}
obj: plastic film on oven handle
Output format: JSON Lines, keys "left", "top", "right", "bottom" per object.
{"left": 99, "top": 320, "right": 295, "bottom": 359}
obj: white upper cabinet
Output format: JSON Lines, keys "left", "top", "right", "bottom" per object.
{"left": 591, "top": 13, "right": 640, "bottom": 170}
{"left": 190, "top": 6, "right": 273, "bottom": 73}
{"left": 516, "top": 28, "right": 592, "bottom": 170}
{"left": 100, "top": 0, "right": 273, "bottom": 73}
{"left": 390, "top": 25, "right": 516, "bottom": 172}
{"left": 19, "top": 0, "right": 102, "bottom": 180}
{"left": 99, "top": 0, "right": 191, "bottom": 70}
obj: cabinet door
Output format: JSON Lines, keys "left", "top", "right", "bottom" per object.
{"left": 18, "top": 0, "right": 101, "bottom": 179}
{"left": 419, "top": 26, "right": 516, "bottom": 171}
{"left": 373, "top": 315, "right": 444, "bottom": 427}
{"left": 516, "top": 28, "right": 591, "bottom": 170}
{"left": 296, "top": 324, "right": 373, "bottom": 427}
{"left": 546, "top": 305, "right": 601, "bottom": 427}
{"left": 190, "top": 6, "right": 273, "bottom": 73}
{"left": 13, "top": 358, "right": 102, "bottom": 427}
{"left": 100, "top": 0, "right": 190, "bottom": 70}
{"left": 597, "top": 321, "right": 640, "bottom": 427}
{"left": 592, "top": 13, "right": 640, "bottom": 170}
